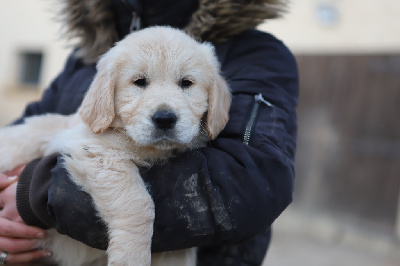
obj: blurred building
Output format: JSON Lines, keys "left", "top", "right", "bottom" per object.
{"left": 260, "top": 0, "right": 400, "bottom": 256}
{"left": 263, "top": 0, "right": 400, "bottom": 54}
{"left": 0, "top": 0, "right": 69, "bottom": 126}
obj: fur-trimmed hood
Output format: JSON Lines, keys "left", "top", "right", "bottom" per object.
{"left": 60, "top": 0, "right": 289, "bottom": 63}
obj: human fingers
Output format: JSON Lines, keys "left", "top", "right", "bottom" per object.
{"left": 0, "top": 164, "right": 26, "bottom": 191}
{"left": 4, "top": 165, "right": 26, "bottom": 178}
{"left": 0, "top": 207, "right": 23, "bottom": 224}
{"left": 0, "top": 249, "right": 52, "bottom": 265}
{"left": 0, "top": 173, "right": 18, "bottom": 190}
{"left": 0, "top": 182, "right": 20, "bottom": 222}
{"left": 0, "top": 218, "right": 45, "bottom": 240}
{"left": 0, "top": 236, "right": 37, "bottom": 254}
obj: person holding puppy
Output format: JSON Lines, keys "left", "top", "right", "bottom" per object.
{"left": 0, "top": 0, "right": 298, "bottom": 265}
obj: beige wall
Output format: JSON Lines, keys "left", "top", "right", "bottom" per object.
{"left": 0, "top": 0, "right": 69, "bottom": 126}
{"left": 261, "top": 0, "right": 400, "bottom": 54}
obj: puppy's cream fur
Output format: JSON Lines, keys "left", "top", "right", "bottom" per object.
{"left": 0, "top": 27, "right": 231, "bottom": 266}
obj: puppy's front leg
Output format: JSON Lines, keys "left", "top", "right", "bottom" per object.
{"left": 78, "top": 161, "right": 155, "bottom": 266}
{"left": 0, "top": 114, "right": 77, "bottom": 172}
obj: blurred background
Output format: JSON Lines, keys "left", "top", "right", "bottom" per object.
{"left": 0, "top": 0, "right": 399, "bottom": 265}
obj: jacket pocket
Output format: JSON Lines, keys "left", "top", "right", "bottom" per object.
{"left": 243, "top": 93, "right": 273, "bottom": 145}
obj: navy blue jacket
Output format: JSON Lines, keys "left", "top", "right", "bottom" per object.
{"left": 16, "top": 29, "right": 298, "bottom": 265}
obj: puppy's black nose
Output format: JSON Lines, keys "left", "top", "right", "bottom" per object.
{"left": 152, "top": 110, "right": 177, "bottom": 130}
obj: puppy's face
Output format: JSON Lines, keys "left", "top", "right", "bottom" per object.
{"left": 114, "top": 43, "right": 210, "bottom": 149}
{"left": 79, "top": 27, "right": 231, "bottom": 150}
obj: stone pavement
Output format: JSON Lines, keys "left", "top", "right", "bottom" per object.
{"left": 261, "top": 210, "right": 400, "bottom": 266}
{"left": 263, "top": 231, "right": 399, "bottom": 266}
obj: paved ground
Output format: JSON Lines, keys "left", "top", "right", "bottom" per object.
{"left": 261, "top": 211, "right": 400, "bottom": 266}
{"left": 263, "top": 231, "right": 399, "bottom": 266}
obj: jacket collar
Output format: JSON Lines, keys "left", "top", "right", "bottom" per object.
{"left": 60, "top": 0, "right": 289, "bottom": 63}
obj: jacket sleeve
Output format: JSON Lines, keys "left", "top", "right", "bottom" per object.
{"left": 16, "top": 30, "right": 298, "bottom": 252}
{"left": 11, "top": 76, "right": 61, "bottom": 125}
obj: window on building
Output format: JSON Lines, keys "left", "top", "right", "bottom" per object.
{"left": 316, "top": 2, "right": 339, "bottom": 27}
{"left": 19, "top": 51, "right": 43, "bottom": 86}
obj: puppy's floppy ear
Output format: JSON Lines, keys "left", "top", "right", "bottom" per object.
{"left": 206, "top": 73, "right": 231, "bottom": 140}
{"left": 79, "top": 53, "right": 119, "bottom": 134}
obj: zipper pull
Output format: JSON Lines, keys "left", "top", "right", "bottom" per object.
{"left": 255, "top": 93, "right": 273, "bottom": 107}
{"left": 130, "top": 12, "right": 142, "bottom": 32}
{"left": 122, "top": 0, "right": 142, "bottom": 32}
{"left": 243, "top": 93, "right": 273, "bottom": 145}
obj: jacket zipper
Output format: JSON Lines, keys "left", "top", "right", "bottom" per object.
{"left": 121, "top": 0, "right": 142, "bottom": 32}
{"left": 243, "top": 93, "right": 273, "bottom": 145}
{"left": 129, "top": 12, "right": 142, "bottom": 32}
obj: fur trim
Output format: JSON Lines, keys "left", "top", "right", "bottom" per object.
{"left": 60, "top": 0, "right": 288, "bottom": 63}
{"left": 185, "top": 0, "right": 288, "bottom": 42}
{"left": 60, "top": 0, "right": 118, "bottom": 63}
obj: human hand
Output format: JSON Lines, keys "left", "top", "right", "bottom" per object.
{"left": 0, "top": 166, "right": 51, "bottom": 264}
{"left": 1, "top": 165, "right": 26, "bottom": 223}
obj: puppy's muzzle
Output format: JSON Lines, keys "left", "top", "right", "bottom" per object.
{"left": 152, "top": 110, "right": 177, "bottom": 130}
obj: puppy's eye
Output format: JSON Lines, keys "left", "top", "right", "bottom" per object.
{"left": 133, "top": 78, "right": 148, "bottom": 88}
{"left": 179, "top": 78, "right": 193, "bottom": 89}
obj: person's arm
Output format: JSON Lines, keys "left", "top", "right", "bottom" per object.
{"left": 147, "top": 30, "right": 298, "bottom": 251}
{"left": 16, "top": 30, "right": 298, "bottom": 251}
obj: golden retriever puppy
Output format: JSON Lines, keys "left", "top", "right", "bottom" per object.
{"left": 0, "top": 26, "right": 231, "bottom": 266}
